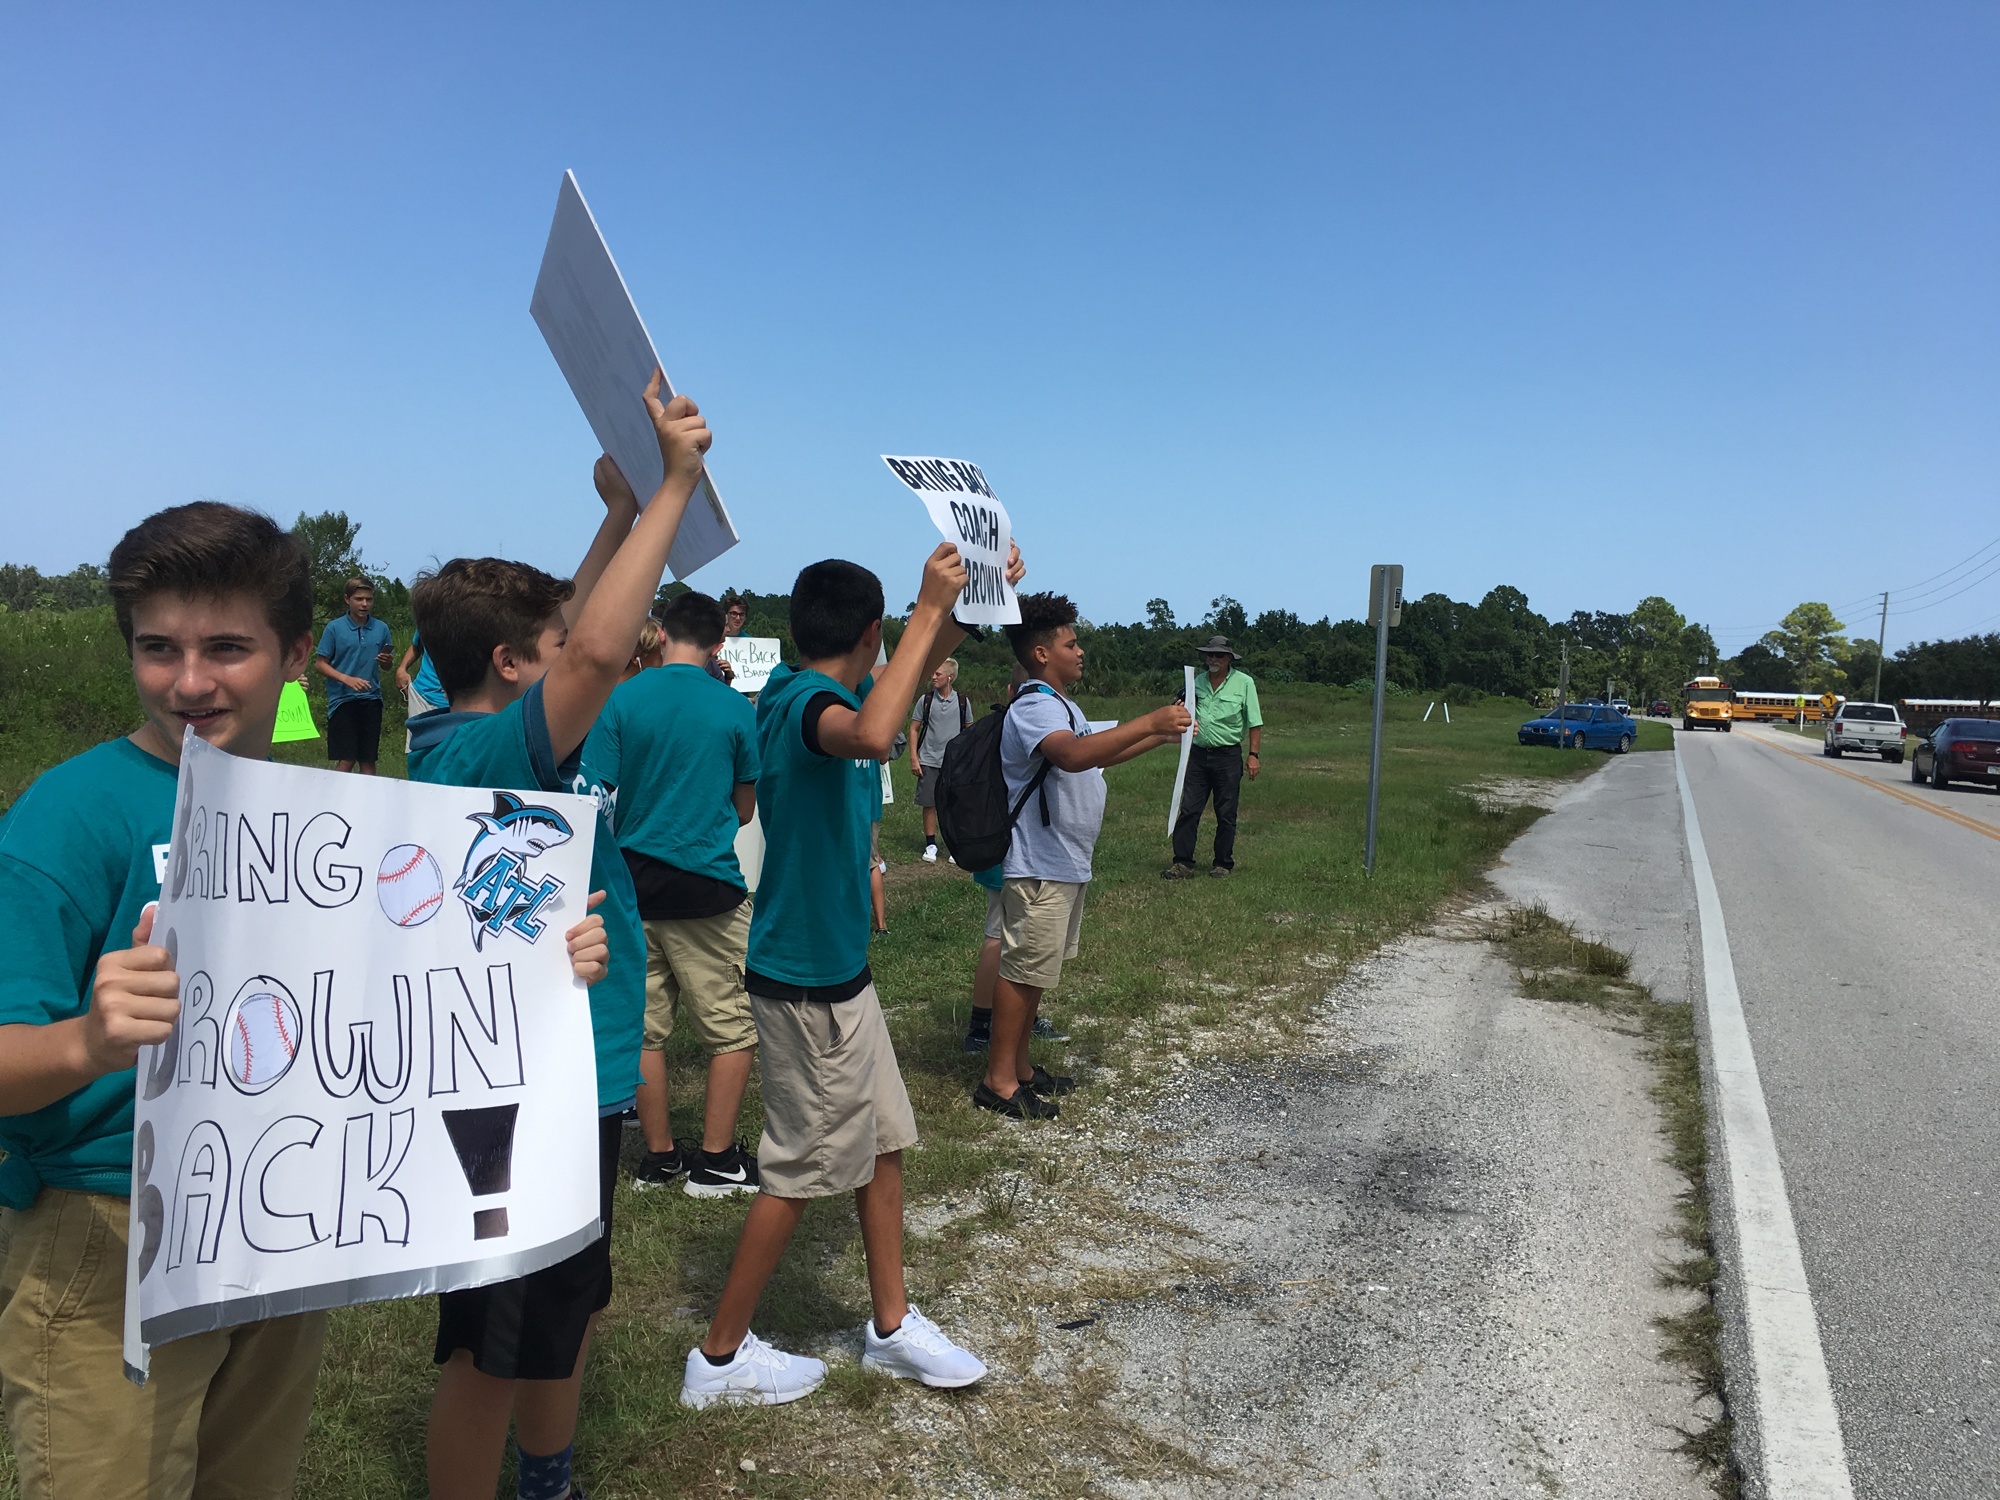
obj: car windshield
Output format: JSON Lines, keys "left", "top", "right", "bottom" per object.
{"left": 1843, "top": 705, "right": 1896, "bottom": 722}
{"left": 1944, "top": 719, "right": 2000, "bottom": 742}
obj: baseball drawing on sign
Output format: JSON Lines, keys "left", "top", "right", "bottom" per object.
{"left": 377, "top": 844, "right": 444, "bottom": 928}
{"left": 454, "top": 793, "right": 574, "bottom": 951}
{"left": 223, "top": 979, "right": 302, "bottom": 1094}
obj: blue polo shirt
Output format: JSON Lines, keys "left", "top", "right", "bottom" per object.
{"left": 0, "top": 738, "right": 178, "bottom": 1199}
{"left": 317, "top": 613, "right": 393, "bottom": 710}
{"left": 408, "top": 682, "right": 644, "bottom": 1113}
{"left": 747, "top": 663, "right": 875, "bottom": 989}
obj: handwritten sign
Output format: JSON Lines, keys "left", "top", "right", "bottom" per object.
{"left": 273, "top": 681, "right": 319, "bottom": 744}
{"left": 531, "top": 170, "right": 739, "bottom": 580}
{"left": 718, "top": 637, "right": 781, "bottom": 696}
{"left": 123, "top": 733, "right": 601, "bottom": 1378}
{"left": 880, "top": 456, "right": 1020, "bottom": 626}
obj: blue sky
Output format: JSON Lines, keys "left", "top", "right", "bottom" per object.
{"left": 3, "top": 4, "right": 1997, "bottom": 653}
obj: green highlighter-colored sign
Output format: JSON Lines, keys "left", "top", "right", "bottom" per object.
{"left": 273, "top": 681, "right": 320, "bottom": 743}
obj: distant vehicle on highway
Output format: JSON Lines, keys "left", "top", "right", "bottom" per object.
{"left": 1823, "top": 702, "right": 1905, "bottom": 762}
{"left": 1519, "top": 702, "right": 1638, "bottom": 754}
{"left": 1734, "top": 689, "right": 1840, "bottom": 724}
{"left": 1681, "top": 676, "right": 1734, "bottom": 732}
{"left": 1911, "top": 718, "right": 2000, "bottom": 790}
{"left": 1610, "top": 698, "right": 1632, "bottom": 717}
{"left": 1648, "top": 700, "right": 1671, "bottom": 718}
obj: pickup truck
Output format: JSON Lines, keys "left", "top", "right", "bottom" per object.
{"left": 1823, "top": 702, "right": 1906, "bottom": 762}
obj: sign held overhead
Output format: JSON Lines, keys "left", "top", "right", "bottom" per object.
{"left": 531, "top": 171, "right": 739, "bottom": 580}
{"left": 880, "top": 456, "right": 1020, "bottom": 626}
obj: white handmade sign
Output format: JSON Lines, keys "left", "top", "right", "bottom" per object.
{"left": 123, "top": 733, "right": 601, "bottom": 1378}
{"left": 718, "top": 636, "right": 781, "bottom": 695}
{"left": 1167, "top": 666, "right": 1196, "bottom": 837}
{"left": 879, "top": 456, "right": 1020, "bottom": 626}
{"left": 531, "top": 170, "right": 739, "bottom": 580}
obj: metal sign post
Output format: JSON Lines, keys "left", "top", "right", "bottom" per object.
{"left": 1363, "top": 564, "right": 1403, "bottom": 875}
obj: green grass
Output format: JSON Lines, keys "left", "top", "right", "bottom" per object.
{"left": 0, "top": 647, "right": 1640, "bottom": 1497}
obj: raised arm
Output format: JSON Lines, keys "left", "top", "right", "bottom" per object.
{"left": 561, "top": 458, "right": 642, "bottom": 628}
{"left": 1038, "top": 703, "right": 1191, "bottom": 773}
{"left": 815, "top": 545, "right": 967, "bottom": 761}
{"left": 541, "top": 370, "right": 711, "bottom": 762}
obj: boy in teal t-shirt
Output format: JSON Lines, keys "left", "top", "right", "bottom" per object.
{"left": 0, "top": 503, "right": 332, "bottom": 1497}
{"left": 408, "top": 379, "right": 711, "bottom": 1500}
{"left": 682, "top": 542, "right": 1020, "bottom": 1411}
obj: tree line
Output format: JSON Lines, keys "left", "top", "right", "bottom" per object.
{"left": 5, "top": 518, "right": 1994, "bottom": 704}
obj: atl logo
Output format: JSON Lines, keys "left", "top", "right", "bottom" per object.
{"left": 453, "top": 792, "right": 573, "bottom": 950}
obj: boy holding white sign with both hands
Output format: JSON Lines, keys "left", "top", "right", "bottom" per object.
{"left": 0, "top": 503, "right": 612, "bottom": 1500}
{"left": 408, "top": 371, "right": 709, "bottom": 1500}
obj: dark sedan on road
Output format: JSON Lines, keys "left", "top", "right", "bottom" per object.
{"left": 1911, "top": 717, "right": 2000, "bottom": 790}
{"left": 1648, "top": 700, "right": 1672, "bottom": 718}
{"left": 1519, "top": 702, "right": 1638, "bottom": 753}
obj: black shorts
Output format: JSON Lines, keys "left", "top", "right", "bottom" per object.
{"left": 433, "top": 1112, "right": 619, "bottom": 1380}
{"left": 326, "top": 698, "right": 385, "bottom": 763}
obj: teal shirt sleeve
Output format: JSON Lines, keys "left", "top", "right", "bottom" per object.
{"left": 0, "top": 855, "right": 101, "bottom": 1030}
{"left": 733, "top": 698, "right": 759, "bottom": 783}
{"left": 315, "top": 620, "right": 339, "bottom": 659}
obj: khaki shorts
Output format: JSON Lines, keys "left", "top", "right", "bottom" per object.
{"left": 984, "top": 886, "right": 1004, "bottom": 942}
{"left": 0, "top": 1189, "right": 328, "bottom": 1500}
{"left": 752, "top": 983, "right": 918, "bottom": 1199}
{"left": 643, "top": 905, "right": 756, "bottom": 1056}
{"left": 999, "top": 877, "right": 1088, "bottom": 990}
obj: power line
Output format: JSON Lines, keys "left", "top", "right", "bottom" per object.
{"left": 1887, "top": 554, "right": 2000, "bottom": 616}
{"left": 1881, "top": 532, "right": 2000, "bottom": 597}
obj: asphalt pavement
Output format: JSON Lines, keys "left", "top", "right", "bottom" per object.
{"left": 1681, "top": 722, "right": 2000, "bottom": 1498}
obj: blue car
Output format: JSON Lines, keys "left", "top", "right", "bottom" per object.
{"left": 1519, "top": 702, "right": 1639, "bottom": 753}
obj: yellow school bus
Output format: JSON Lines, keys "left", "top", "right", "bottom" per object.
{"left": 1682, "top": 677, "right": 1734, "bottom": 731}
{"left": 1733, "top": 690, "right": 1841, "bottom": 724}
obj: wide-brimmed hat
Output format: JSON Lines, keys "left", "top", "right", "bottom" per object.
{"left": 1195, "top": 635, "right": 1243, "bottom": 660}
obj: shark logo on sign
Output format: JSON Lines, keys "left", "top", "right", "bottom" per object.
{"left": 454, "top": 793, "right": 574, "bottom": 951}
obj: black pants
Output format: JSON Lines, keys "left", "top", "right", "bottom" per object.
{"left": 1172, "top": 743, "right": 1244, "bottom": 869}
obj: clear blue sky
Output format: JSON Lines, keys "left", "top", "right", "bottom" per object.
{"left": 4, "top": 4, "right": 1997, "bottom": 653}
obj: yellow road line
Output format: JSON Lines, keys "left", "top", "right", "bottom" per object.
{"left": 1748, "top": 735, "right": 2000, "bottom": 845}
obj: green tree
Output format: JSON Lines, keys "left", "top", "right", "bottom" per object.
{"left": 1766, "top": 602, "right": 1848, "bottom": 695}
{"left": 291, "top": 511, "right": 372, "bottom": 629}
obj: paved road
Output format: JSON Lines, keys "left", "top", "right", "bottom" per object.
{"left": 1682, "top": 722, "right": 2000, "bottom": 1498}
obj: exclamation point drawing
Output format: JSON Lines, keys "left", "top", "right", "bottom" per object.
{"left": 442, "top": 1104, "right": 519, "bottom": 1240}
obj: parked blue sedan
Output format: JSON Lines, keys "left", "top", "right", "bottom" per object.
{"left": 1519, "top": 702, "right": 1638, "bottom": 753}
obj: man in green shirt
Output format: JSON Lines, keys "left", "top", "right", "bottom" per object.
{"left": 1164, "top": 635, "right": 1264, "bottom": 879}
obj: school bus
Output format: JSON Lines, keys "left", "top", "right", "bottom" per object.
{"left": 1732, "top": 690, "right": 1841, "bottom": 725}
{"left": 1682, "top": 677, "right": 1734, "bottom": 732}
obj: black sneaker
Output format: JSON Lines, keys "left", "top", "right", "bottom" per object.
{"left": 1030, "top": 1015, "right": 1069, "bottom": 1042}
{"left": 684, "top": 1143, "right": 760, "bottom": 1199}
{"left": 962, "top": 1010, "right": 993, "bottom": 1053}
{"left": 1023, "top": 1065, "right": 1076, "bottom": 1097}
{"left": 972, "top": 1081, "right": 1059, "bottom": 1120}
{"left": 632, "top": 1146, "right": 687, "bottom": 1192}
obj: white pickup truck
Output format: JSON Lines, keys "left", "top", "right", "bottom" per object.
{"left": 1823, "top": 702, "right": 1906, "bottom": 762}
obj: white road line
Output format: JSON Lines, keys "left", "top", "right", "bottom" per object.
{"left": 1675, "top": 742, "right": 1854, "bottom": 1498}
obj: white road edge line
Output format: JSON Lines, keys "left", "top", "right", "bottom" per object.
{"left": 1675, "top": 742, "right": 1854, "bottom": 1498}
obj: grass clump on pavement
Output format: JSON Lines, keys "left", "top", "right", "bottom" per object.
{"left": 1491, "top": 903, "right": 1737, "bottom": 1498}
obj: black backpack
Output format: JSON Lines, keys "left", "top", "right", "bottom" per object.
{"left": 934, "top": 683, "right": 1078, "bottom": 873}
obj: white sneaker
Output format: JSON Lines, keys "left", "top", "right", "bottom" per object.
{"left": 680, "top": 1331, "right": 827, "bottom": 1408}
{"left": 860, "top": 1305, "right": 987, "bottom": 1389}
{"left": 922, "top": 845, "right": 939, "bottom": 863}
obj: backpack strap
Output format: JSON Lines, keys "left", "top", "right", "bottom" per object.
{"left": 915, "top": 688, "right": 935, "bottom": 753}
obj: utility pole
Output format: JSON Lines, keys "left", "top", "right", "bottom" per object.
{"left": 1364, "top": 564, "right": 1403, "bottom": 875}
{"left": 1557, "top": 640, "right": 1570, "bottom": 749}
{"left": 1872, "top": 591, "right": 1889, "bottom": 704}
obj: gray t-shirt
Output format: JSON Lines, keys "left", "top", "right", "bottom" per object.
{"left": 913, "top": 689, "right": 969, "bottom": 769}
{"left": 1000, "top": 685, "right": 1106, "bottom": 883}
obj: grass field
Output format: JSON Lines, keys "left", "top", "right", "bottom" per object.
{"left": 0, "top": 616, "right": 1663, "bottom": 1497}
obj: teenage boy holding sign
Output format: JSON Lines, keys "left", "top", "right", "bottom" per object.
{"left": 681, "top": 538, "right": 1021, "bottom": 1408}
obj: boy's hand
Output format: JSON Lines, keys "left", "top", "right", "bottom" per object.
{"left": 641, "top": 370, "right": 712, "bottom": 494}
{"left": 85, "top": 904, "right": 180, "bottom": 1076}
{"left": 1145, "top": 703, "right": 1194, "bottom": 739}
{"left": 916, "top": 542, "right": 969, "bottom": 617}
{"left": 593, "top": 454, "right": 640, "bottom": 513}
{"left": 396, "top": 667, "right": 413, "bottom": 691}
{"left": 1005, "top": 539, "right": 1025, "bottom": 587}
{"left": 566, "top": 891, "right": 610, "bottom": 987}
{"left": 376, "top": 649, "right": 394, "bottom": 669}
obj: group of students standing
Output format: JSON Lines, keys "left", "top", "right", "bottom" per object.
{"left": 0, "top": 364, "right": 1252, "bottom": 1500}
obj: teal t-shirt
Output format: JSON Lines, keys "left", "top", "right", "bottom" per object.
{"left": 748, "top": 663, "right": 874, "bottom": 988}
{"left": 580, "top": 664, "right": 759, "bottom": 887}
{"left": 407, "top": 682, "right": 643, "bottom": 1112}
{"left": 0, "top": 738, "right": 179, "bottom": 1198}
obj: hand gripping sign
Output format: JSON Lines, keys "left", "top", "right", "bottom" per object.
{"left": 881, "top": 456, "right": 1021, "bottom": 626}
{"left": 123, "top": 733, "right": 601, "bottom": 1380}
